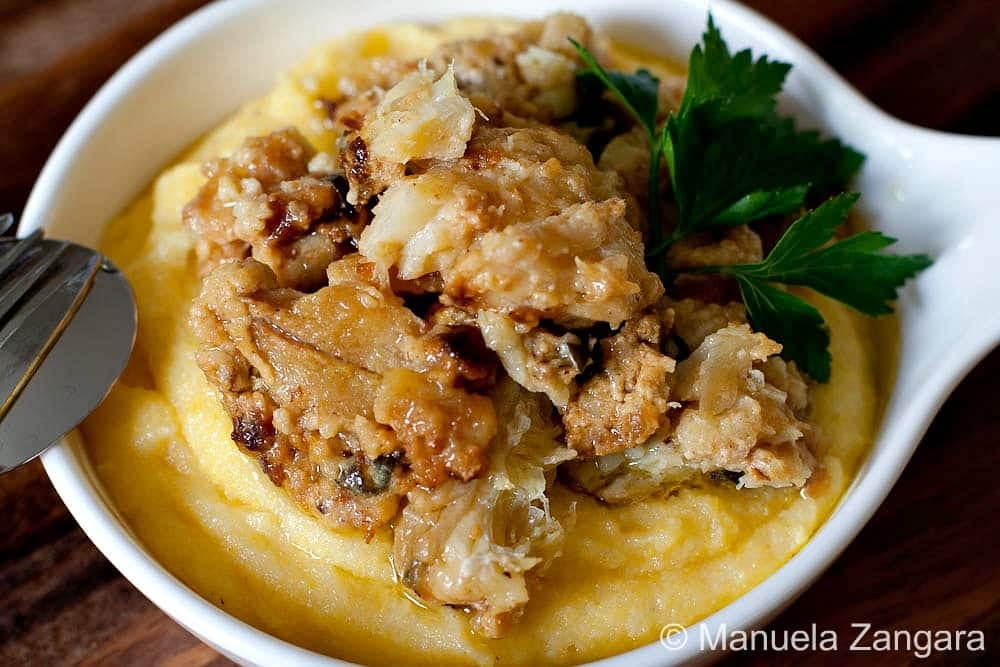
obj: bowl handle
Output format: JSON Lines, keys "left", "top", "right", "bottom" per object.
{"left": 876, "top": 130, "right": 1000, "bottom": 399}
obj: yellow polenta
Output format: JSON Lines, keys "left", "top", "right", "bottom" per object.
{"left": 81, "top": 21, "right": 883, "bottom": 666}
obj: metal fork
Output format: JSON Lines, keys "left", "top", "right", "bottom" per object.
{"left": 0, "top": 215, "right": 137, "bottom": 471}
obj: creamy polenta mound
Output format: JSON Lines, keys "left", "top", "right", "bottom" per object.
{"left": 82, "top": 14, "right": 886, "bottom": 666}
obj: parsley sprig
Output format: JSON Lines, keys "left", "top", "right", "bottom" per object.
{"left": 697, "top": 194, "right": 932, "bottom": 380}
{"left": 570, "top": 18, "right": 932, "bottom": 381}
{"left": 570, "top": 40, "right": 669, "bottom": 253}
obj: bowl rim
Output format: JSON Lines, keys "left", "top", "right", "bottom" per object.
{"left": 25, "top": 0, "right": 998, "bottom": 665}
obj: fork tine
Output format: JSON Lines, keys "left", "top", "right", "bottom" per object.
{"left": 0, "top": 238, "right": 67, "bottom": 322}
{"left": 0, "top": 229, "right": 43, "bottom": 277}
{"left": 0, "top": 241, "right": 87, "bottom": 346}
{"left": 0, "top": 245, "right": 101, "bottom": 419}
{"left": 0, "top": 214, "right": 14, "bottom": 236}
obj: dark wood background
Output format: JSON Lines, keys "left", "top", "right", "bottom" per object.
{"left": 1, "top": 1, "right": 997, "bottom": 664}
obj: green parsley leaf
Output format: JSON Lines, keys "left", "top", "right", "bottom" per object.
{"left": 661, "top": 112, "right": 814, "bottom": 244}
{"left": 570, "top": 20, "right": 930, "bottom": 383}
{"left": 653, "top": 17, "right": 865, "bottom": 251}
{"left": 570, "top": 38, "right": 668, "bottom": 256}
{"left": 713, "top": 184, "right": 809, "bottom": 226}
{"left": 726, "top": 194, "right": 934, "bottom": 316}
{"left": 661, "top": 99, "right": 864, "bottom": 248}
{"left": 683, "top": 15, "right": 790, "bottom": 119}
{"left": 734, "top": 276, "right": 832, "bottom": 381}
{"left": 570, "top": 39, "right": 660, "bottom": 138}
{"left": 755, "top": 193, "right": 859, "bottom": 266}
{"left": 706, "top": 194, "right": 933, "bottom": 378}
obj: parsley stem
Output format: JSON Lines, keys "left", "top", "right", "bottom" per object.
{"left": 646, "top": 139, "right": 664, "bottom": 273}
{"left": 685, "top": 264, "right": 726, "bottom": 274}
{"left": 645, "top": 226, "right": 682, "bottom": 259}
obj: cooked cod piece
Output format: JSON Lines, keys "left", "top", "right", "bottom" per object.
{"left": 665, "top": 224, "right": 765, "bottom": 271}
{"left": 427, "top": 12, "right": 591, "bottom": 122}
{"left": 476, "top": 311, "right": 589, "bottom": 407}
{"left": 337, "top": 12, "right": 596, "bottom": 208}
{"left": 672, "top": 324, "right": 814, "bottom": 488}
{"left": 362, "top": 65, "right": 476, "bottom": 164}
{"left": 560, "top": 441, "right": 700, "bottom": 504}
{"left": 360, "top": 125, "right": 662, "bottom": 328}
{"left": 562, "top": 313, "right": 675, "bottom": 456}
{"left": 565, "top": 323, "right": 815, "bottom": 501}
{"left": 664, "top": 296, "right": 749, "bottom": 350}
{"left": 597, "top": 127, "right": 651, "bottom": 209}
{"left": 189, "top": 258, "right": 498, "bottom": 533}
{"left": 447, "top": 197, "right": 660, "bottom": 327}
{"left": 393, "top": 379, "right": 574, "bottom": 638}
{"left": 184, "top": 128, "right": 364, "bottom": 290}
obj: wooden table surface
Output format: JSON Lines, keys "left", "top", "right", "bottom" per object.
{"left": 1, "top": 1, "right": 997, "bottom": 665}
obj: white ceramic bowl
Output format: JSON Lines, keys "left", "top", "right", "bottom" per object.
{"left": 23, "top": 0, "right": 1000, "bottom": 665}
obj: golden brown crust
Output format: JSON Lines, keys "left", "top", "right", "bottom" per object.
{"left": 374, "top": 368, "right": 496, "bottom": 486}
{"left": 392, "top": 380, "right": 572, "bottom": 638}
{"left": 182, "top": 128, "right": 363, "bottom": 290}
{"left": 670, "top": 324, "right": 815, "bottom": 488}
{"left": 361, "top": 125, "right": 662, "bottom": 328}
{"left": 188, "top": 258, "right": 499, "bottom": 533}
{"left": 563, "top": 314, "right": 675, "bottom": 456}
